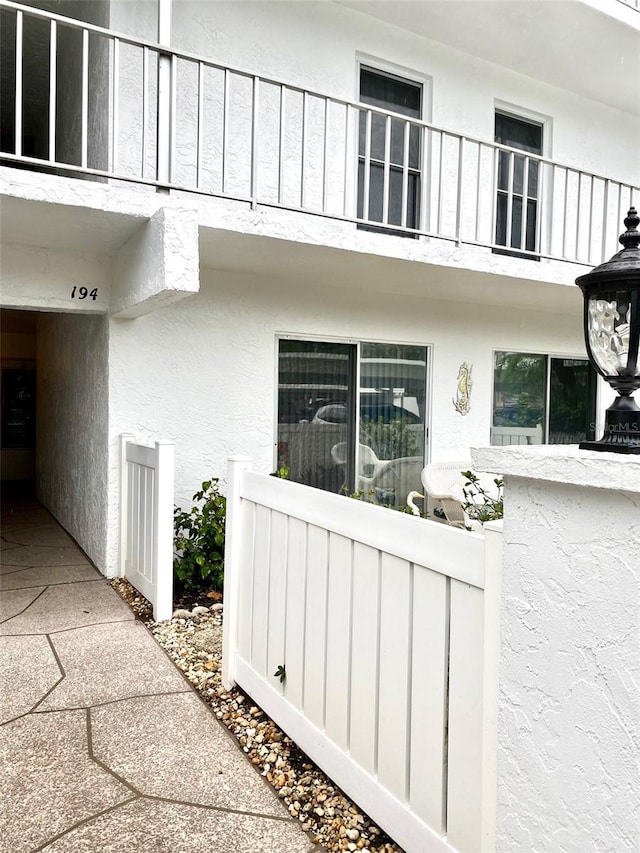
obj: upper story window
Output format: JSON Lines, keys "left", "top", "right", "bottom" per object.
{"left": 495, "top": 112, "right": 543, "bottom": 255}
{"left": 277, "top": 339, "right": 428, "bottom": 508}
{"left": 357, "top": 67, "right": 422, "bottom": 232}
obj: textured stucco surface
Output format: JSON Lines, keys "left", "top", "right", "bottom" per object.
{"left": 104, "top": 266, "right": 588, "bottom": 571}
{"left": 1, "top": 243, "right": 111, "bottom": 313}
{"left": 473, "top": 448, "right": 640, "bottom": 853}
{"left": 37, "top": 312, "right": 109, "bottom": 570}
{"left": 111, "top": 206, "right": 200, "bottom": 317}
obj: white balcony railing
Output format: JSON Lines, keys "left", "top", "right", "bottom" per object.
{"left": 0, "top": 0, "right": 637, "bottom": 266}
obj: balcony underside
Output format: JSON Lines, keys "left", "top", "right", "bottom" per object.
{"left": 0, "top": 166, "right": 582, "bottom": 317}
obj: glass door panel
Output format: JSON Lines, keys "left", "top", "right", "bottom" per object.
{"left": 358, "top": 343, "right": 427, "bottom": 507}
{"left": 492, "top": 352, "right": 546, "bottom": 445}
{"left": 548, "top": 358, "right": 597, "bottom": 444}
{"left": 277, "top": 340, "right": 355, "bottom": 493}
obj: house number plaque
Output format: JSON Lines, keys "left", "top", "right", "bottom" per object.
{"left": 71, "top": 286, "right": 99, "bottom": 300}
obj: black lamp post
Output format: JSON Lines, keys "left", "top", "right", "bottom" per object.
{"left": 576, "top": 207, "right": 640, "bottom": 453}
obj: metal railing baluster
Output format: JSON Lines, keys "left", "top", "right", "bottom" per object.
{"left": 278, "top": 85, "right": 285, "bottom": 205}
{"left": 436, "top": 132, "right": 445, "bottom": 236}
{"left": 251, "top": 76, "right": 260, "bottom": 208}
{"left": 520, "top": 156, "right": 529, "bottom": 252}
{"left": 562, "top": 168, "right": 569, "bottom": 258}
{"left": 474, "top": 143, "right": 482, "bottom": 243}
{"left": 300, "top": 90, "right": 307, "bottom": 210}
{"left": 363, "top": 110, "right": 372, "bottom": 222}
{"left": 382, "top": 115, "right": 391, "bottom": 226}
{"left": 401, "top": 120, "right": 409, "bottom": 229}
{"left": 196, "top": 61, "right": 204, "bottom": 189}
{"left": 505, "top": 151, "right": 514, "bottom": 249}
{"left": 48, "top": 20, "right": 57, "bottom": 162}
{"left": 111, "top": 37, "right": 119, "bottom": 173}
{"left": 142, "top": 46, "right": 149, "bottom": 179}
{"left": 322, "top": 98, "right": 329, "bottom": 213}
{"left": 14, "top": 10, "right": 22, "bottom": 156}
{"left": 222, "top": 68, "right": 229, "bottom": 194}
{"left": 81, "top": 29, "right": 88, "bottom": 168}
{"left": 455, "top": 136, "right": 465, "bottom": 246}
{"left": 575, "top": 171, "right": 583, "bottom": 262}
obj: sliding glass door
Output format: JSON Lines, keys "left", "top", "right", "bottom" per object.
{"left": 277, "top": 339, "right": 428, "bottom": 507}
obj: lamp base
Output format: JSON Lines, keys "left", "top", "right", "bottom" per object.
{"left": 580, "top": 394, "right": 640, "bottom": 453}
{"left": 579, "top": 439, "right": 640, "bottom": 454}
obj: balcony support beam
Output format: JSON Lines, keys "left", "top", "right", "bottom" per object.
{"left": 110, "top": 206, "right": 200, "bottom": 318}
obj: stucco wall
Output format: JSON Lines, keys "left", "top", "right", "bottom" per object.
{"left": 105, "top": 267, "right": 587, "bottom": 570}
{"left": 473, "top": 446, "right": 640, "bottom": 853}
{"left": 165, "top": 0, "right": 638, "bottom": 184}
{"left": 37, "top": 311, "right": 109, "bottom": 570}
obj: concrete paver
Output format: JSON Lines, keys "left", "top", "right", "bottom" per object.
{"left": 38, "top": 798, "right": 316, "bottom": 853}
{"left": 0, "top": 585, "right": 46, "bottom": 622}
{"left": 0, "top": 579, "right": 132, "bottom": 635}
{"left": 0, "top": 563, "right": 100, "bottom": 590}
{"left": 39, "top": 621, "right": 188, "bottom": 711}
{"left": 90, "top": 692, "right": 288, "bottom": 816}
{"left": 2, "top": 523, "right": 76, "bottom": 547}
{"left": 0, "top": 634, "right": 62, "bottom": 723}
{"left": 0, "top": 496, "right": 317, "bottom": 852}
{"left": 0, "top": 543, "right": 91, "bottom": 567}
{"left": 0, "top": 710, "right": 131, "bottom": 853}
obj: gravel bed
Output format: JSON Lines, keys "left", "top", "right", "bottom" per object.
{"left": 110, "top": 578, "right": 404, "bottom": 853}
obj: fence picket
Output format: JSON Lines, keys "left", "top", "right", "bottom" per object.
{"left": 283, "top": 517, "right": 307, "bottom": 711}
{"left": 409, "top": 568, "right": 448, "bottom": 833}
{"left": 349, "top": 542, "right": 380, "bottom": 774}
{"left": 251, "top": 504, "right": 271, "bottom": 677}
{"left": 447, "top": 580, "right": 485, "bottom": 852}
{"left": 266, "top": 511, "right": 288, "bottom": 695}
{"left": 324, "top": 533, "right": 353, "bottom": 751}
{"left": 303, "top": 524, "right": 329, "bottom": 729}
{"left": 377, "top": 553, "right": 412, "bottom": 801}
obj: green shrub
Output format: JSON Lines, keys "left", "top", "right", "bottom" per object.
{"left": 173, "top": 479, "right": 226, "bottom": 594}
{"left": 461, "top": 470, "right": 504, "bottom": 524}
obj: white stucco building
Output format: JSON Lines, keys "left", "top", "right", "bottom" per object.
{"left": 1, "top": 0, "right": 638, "bottom": 574}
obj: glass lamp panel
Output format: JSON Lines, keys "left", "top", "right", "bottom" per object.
{"left": 587, "top": 293, "right": 638, "bottom": 377}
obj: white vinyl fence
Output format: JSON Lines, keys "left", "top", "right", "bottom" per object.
{"left": 222, "top": 456, "right": 503, "bottom": 853}
{"left": 120, "top": 433, "right": 175, "bottom": 621}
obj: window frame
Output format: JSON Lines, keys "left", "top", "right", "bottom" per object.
{"left": 493, "top": 101, "right": 552, "bottom": 259}
{"left": 274, "top": 333, "right": 432, "bottom": 494}
{"left": 354, "top": 55, "right": 431, "bottom": 235}
{"left": 490, "top": 347, "right": 598, "bottom": 445}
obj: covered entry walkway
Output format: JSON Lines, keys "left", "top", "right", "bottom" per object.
{"left": 0, "top": 494, "right": 318, "bottom": 853}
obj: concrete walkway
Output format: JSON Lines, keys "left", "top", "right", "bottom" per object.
{"left": 0, "top": 493, "right": 320, "bottom": 853}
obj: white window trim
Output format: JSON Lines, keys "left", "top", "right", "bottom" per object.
{"left": 274, "top": 333, "right": 433, "bottom": 475}
{"left": 355, "top": 54, "right": 432, "bottom": 121}
{"left": 494, "top": 101, "right": 553, "bottom": 254}
{"left": 353, "top": 56, "right": 432, "bottom": 230}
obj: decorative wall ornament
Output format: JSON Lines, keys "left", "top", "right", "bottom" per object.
{"left": 453, "top": 362, "right": 473, "bottom": 415}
